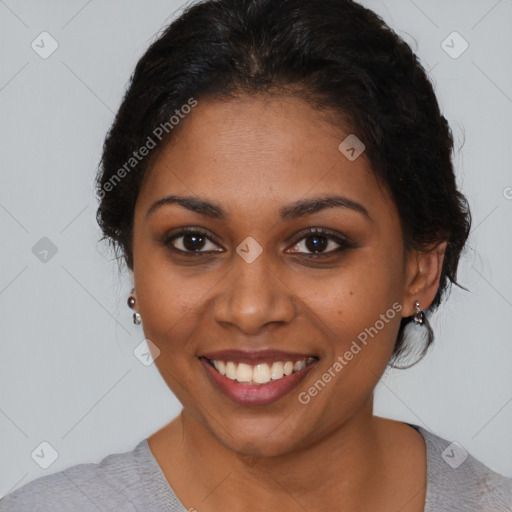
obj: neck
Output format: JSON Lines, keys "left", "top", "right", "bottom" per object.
{"left": 149, "top": 397, "right": 399, "bottom": 511}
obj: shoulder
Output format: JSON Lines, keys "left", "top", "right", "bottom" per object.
{"left": 413, "top": 425, "right": 512, "bottom": 512}
{"left": 0, "top": 439, "right": 177, "bottom": 512}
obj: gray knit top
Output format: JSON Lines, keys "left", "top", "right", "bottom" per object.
{"left": 1, "top": 425, "right": 511, "bottom": 511}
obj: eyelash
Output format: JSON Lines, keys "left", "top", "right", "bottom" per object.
{"left": 163, "top": 226, "right": 352, "bottom": 258}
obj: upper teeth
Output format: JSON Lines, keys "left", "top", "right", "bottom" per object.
{"left": 210, "top": 358, "right": 315, "bottom": 385}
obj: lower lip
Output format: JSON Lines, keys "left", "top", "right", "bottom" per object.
{"left": 200, "top": 358, "right": 316, "bottom": 406}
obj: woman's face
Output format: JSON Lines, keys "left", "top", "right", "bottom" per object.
{"left": 132, "top": 94, "right": 423, "bottom": 456}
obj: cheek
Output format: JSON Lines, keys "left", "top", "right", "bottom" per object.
{"left": 298, "top": 248, "right": 404, "bottom": 362}
{"left": 134, "top": 258, "right": 230, "bottom": 366}
{"left": 136, "top": 273, "right": 208, "bottom": 349}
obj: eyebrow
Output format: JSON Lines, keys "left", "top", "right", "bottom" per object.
{"left": 280, "top": 195, "right": 371, "bottom": 221}
{"left": 146, "top": 194, "right": 372, "bottom": 221}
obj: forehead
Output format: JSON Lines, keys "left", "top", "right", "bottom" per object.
{"left": 137, "top": 94, "right": 392, "bottom": 222}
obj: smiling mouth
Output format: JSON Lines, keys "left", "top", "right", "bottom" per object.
{"left": 201, "top": 356, "right": 318, "bottom": 386}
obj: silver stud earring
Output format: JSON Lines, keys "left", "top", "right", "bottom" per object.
{"left": 127, "top": 291, "right": 142, "bottom": 325}
{"left": 413, "top": 300, "right": 424, "bottom": 326}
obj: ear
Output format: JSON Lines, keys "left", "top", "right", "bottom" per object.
{"left": 402, "top": 241, "right": 448, "bottom": 317}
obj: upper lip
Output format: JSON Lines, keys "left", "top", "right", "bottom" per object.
{"left": 200, "top": 349, "right": 317, "bottom": 365}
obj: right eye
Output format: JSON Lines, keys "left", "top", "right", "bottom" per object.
{"left": 163, "top": 227, "right": 224, "bottom": 254}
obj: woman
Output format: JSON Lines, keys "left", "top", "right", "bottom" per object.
{"left": 1, "top": 0, "right": 510, "bottom": 510}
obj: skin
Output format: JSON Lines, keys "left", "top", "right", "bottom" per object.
{"left": 130, "top": 94, "right": 447, "bottom": 512}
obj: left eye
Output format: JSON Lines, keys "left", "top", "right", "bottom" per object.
{"left": 287, "top": 229, "right": 348, "bottom": 256}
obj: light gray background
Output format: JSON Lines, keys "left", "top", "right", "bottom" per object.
{"left": 1, "top": 0, "right": 511, "bottom": 496}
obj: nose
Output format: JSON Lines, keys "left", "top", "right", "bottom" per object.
{"left": 212, "top": 251, "right": 296, "bottom": 335}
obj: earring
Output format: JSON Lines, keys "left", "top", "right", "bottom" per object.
{"left": 127, "top": 291, "right": 142, "bottom": 325}
{"left": 413, "top": 300, "right": 424, "bottom": 326}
